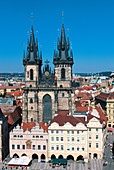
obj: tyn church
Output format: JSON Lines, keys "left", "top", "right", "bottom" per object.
{"left": 22, "top": 21, "right": 74, "bottom": 123}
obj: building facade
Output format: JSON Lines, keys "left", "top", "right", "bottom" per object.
{"left": 95, "top": 92, "right": 114, "bottom": 128}
{"left": 48, "top": 114, "right": 107, "bottom": 162}
{"left": 10, "top": 122, "right": 48, "bottom": 162}
{"left": 0, "top": 109, "right": 9, "bottom": 161}
{"left": 22, "top": 22, "right": 74, "bottom": 123}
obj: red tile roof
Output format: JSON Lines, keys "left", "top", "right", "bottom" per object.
{"left": 96, "top": 92, "right": 114, "bottom": 100}
{"left": 21, "top": 122, "right": 48, "bottom": 132}
{"left": 0, "top": 85, "right": 21, "bottom": 90}
{"left": 6, "top": 90, "right": 24, "bottom": 98}
{"left": 8, "top": 106, "right": 22, "bottom": 125}
{"left": 50, "top": 114, "right": 100, "bottom": 127}
{"left": 58, "top": 110, "right": 69, "bottom": 116}
{"left": 77, "top": 106, "right": 88, "bottom": 112}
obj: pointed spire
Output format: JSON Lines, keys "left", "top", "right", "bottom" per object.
{"left": 40, "top": 46, "right": 42, "bottom": 61}
{"left": 27, "top": 39, "right": 30, "bottom": 52}
{"left": 57, "top": 29, "right": 60, "bottom": 50}
{"left": 35, "top": 38, "right": 38, "bottom": 51}
{"left": 61, "top": 12, "right": 66, "bottom": 50}
{"left": 67, "top": 29, "right": 69, "bottom": 50}
{"left": 23, "top": 50, "right": 26, "bottom": 65}
{"left": 70, "top": 42, "right": 73, "bottom": 59}
{"left": 23, "top": 50, "right": 25, "bottom": 60}
{"left": 35, "top": 30, "right": 38, "bottom": 51}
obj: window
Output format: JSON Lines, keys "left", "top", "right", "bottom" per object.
{"left": 82, "top": 131, "right": 84, "bottom": 134}
{"left": 31, "top": 118, "right": 33, "bottom": 122}
{"left": 82, "top": 137, "right": 84, "bottom": 142}
{"left": 56, "top": 130, "right": 59, "bottom": 134}
{"left": 72, "top": 137, "right": 74, "bottom": 142}
{"left": 67, "top": 131, "right": 70, "bottom": 134}
{"left": 113, "top": 105, "right": 114, "bottom": 108}
{"left": 12, "top": 145, "right": 15, "bottom": 149}
{"left": 32, "top": 145, "right": 35, "bottom": 150}
{"left": 61, "top": 145, "right": 64, "bottom": 150}
{"left": 17, "top": 145, "right": 20, "bottom": 149}
{"left": 33, "top": 135, "right": 35, "bottom": 138}
{"left": 77, "top": 146, "right": 79, "bottom": 151}
{"left": 22, "top": 145, "right": 25, "bottom": 150}
{"left": 30, "top": 98, "right": 33, "bottom": 103}
{"left": 67, "top": 137, "right": 70, "bottom": 142}
{"left": 77, "top": 137, "right": 80, "bottom": 142}
{"left": 67, "top": 145, "right": 70, "bottom": 151}
{"left": 51, "top": 137, "right": 54, "bottom": 141}
{"left": 89, "top": 128, "right": 91, "bottom": 131}
{"left": 36, "top": 136, "right": 39, "bottom": 138}
{"left": 89, "top": 153, "right": 91, "bottom": 158}
{"left": 40, "top": 136, "right": 43, "bottom": 138}
{"left": 109, "top": 110, "right": 111, "bottom": 114}
{"left": 27, "top": 71, "right": 29, "bottom": 78}
{"left": 51, "top": 130, "right": 54, "bottom": 133}
{"left": 89, "top": 143, "right": 91, "bottom": 148}
{"left": 82, "top": 146, "right": 85, "bottom": 151}
{"left": 72, "top": 146, "right": 75, "bottom": 151}
{"left": 109, "top": 116, "right": 111, "bottom": 119}
{"left": 62, "top": 93, "right": 64, "bottom": 97}
{"left": 51, "top": 145, "right": 54, "bottom": 150}
{"left": 56, "top": 137, "right": 59, "bottom": 141}
{"left": 61, "top": 68, "right": 65, "bottom": 79}
{"left": 13, "top": 135, "right": 16, "bottom": 137}
{"left": 96, "top": 143, "right": 99, "bottom": 148}
{"left": 77, "top": 131, "right": 79, "bottom": 134}
{"left": 31, "top": 107, "right": 33, "bottom": 110}
{"left": 56, "top": 145, "right": 59, "bottom": 150}
{"left": 96, "top": 135, "right": 98, "bottom": 139}
{"left": 38, "top": 145, "right": 41, "bottom": 150}
{"left": 89, "top": 134, "right": 91, "bottom": 139}
{"left": 96, "top": 128, "right": 98, "bottom": 132}
{"left": 72, "top": 131, "right": 74, "bottom": 134}
{"left": 30, "top": 69, "right": 33, "bottom": 80}
{"left": 61, "top": 137, "right": 64, "bottom": 141}
{"left": 109, "top": 104, "right": 110, "bottom": 108}
{"left": 113, "top": 110, "right": 114, "bottom": 114}
{"left": 43, "top": 145, "right": 46, "bottom": 150}
{"left": 61, "top": 130, "right": 63, "bottom": 134}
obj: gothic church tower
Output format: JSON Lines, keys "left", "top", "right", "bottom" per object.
{"left": 22, "top": 25, "right": 42, "bottom": 123}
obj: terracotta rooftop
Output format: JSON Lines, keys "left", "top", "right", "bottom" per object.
{"left": 96, "top": 92, "right": 114, "bottom": 100}
{"left": 8, "top": 106, "right": 22, "bottom": 125}
{"left": 21, "top": 122, "right": 48, "bottom": 132}
{"left": 58, "top": 110, "right": 69, "bottom": 116}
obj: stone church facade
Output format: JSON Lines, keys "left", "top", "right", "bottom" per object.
{"left": 22, "top": 22, "right": 74, "bottom": 123}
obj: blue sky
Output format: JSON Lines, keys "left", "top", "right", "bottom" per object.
{"left": 0, "top": 0, "right": 113, "bottom": 73}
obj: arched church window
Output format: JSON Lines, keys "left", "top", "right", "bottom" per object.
{"left": 30, "top": 98, "right": 33, "bottom": 103}
{"left": 30, "top": 84, "right": 32, "bottom": 88}
{"left": 30, "top": 69, "right": 33, "bottom": 80}
{"left": 61, "top": 68, "right": 65, "bottom": 79}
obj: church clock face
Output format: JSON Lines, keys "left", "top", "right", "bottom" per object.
{"left": 45, "top": 71, "right": 49, "bottom": 76}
